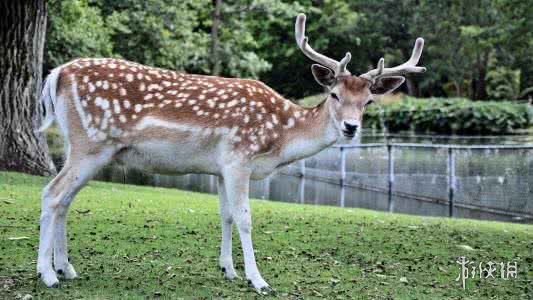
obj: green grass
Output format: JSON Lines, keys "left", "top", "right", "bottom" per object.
{"left": 0, "top": 171, "right": 531, "bottom": 299}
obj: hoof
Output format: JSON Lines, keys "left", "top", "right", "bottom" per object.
{"left": 39, "top": 270, "right": 59, "bottom": 288}
{"left": 247, "top": 276, "right": 272, "bottom": 294}
{"left": 220, "top": 265, "right": 239, "bottom": 280}
{"left": 57, "top": 263, "right": 78, "bottom": 280}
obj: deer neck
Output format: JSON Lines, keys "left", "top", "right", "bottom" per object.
{"left": 279, "top": 99, "right": 337, "bottom": 163}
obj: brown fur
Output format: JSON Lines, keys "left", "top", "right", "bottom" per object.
{"left": 58, "top": 58, "right": 323, "bottom": 157}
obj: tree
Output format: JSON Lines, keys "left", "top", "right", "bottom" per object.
{"left": 45, "top": 0, "right": 113, "bottom": 72}
{"left": 0, "top": 0, "right": 56, "bottom": 176}
{"left": 42, "top": 0, "right": 533, "bottom": 100}
{"left": 211, "top": 0, "right": 222, "bottom": 75}
{"left": 102, "top": 0, "right": 212, "bottom": 74}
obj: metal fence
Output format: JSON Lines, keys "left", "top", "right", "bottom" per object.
{"left": 97, "top": 142, "right": 533, "bottom": 223}
{"left": 279, "top": 143, "right": 533, "bottom": 222}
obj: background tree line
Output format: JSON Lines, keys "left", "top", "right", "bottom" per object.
{"left": 1, "top": 0, "right": 531, "bottom": 175}
{"left": 46, "top": 0, "right": 533, "bottom": 101}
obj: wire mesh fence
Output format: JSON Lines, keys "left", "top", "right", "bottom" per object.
{"left": 95, "top": 143, "right": 533, "bottom": 224}
{"left": 278, "top": 143, "right": 533, "bottom": 223}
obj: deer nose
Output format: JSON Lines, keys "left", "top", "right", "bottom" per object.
{"left": 343, "top": 122, "right": 358, "bottom": 133}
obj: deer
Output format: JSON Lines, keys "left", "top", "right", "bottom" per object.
{"left": 36, "top": 13, "right": 425, "bottom": 292}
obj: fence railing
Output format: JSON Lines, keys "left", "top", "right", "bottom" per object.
{"left": 281, "top": 143, "right": 533, "bottom": 219}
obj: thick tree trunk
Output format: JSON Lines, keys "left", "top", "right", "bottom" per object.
{"left": 0, "top": 0, "right": 56, "bottom": 176}
{"left": 211, "top": 0, "right": 222, "bottom": 76}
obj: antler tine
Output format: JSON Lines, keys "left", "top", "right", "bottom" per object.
{"left": 360, "top": 38, "right": 426, "bottom": 83}
{"left": 295, "top": 13, "right": 351, "bottom": 76}
{"left": 338, "top": 52, "right": 352, "bottom": 74}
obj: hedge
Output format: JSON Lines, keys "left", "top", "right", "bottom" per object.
{"left": 364, "top": 97, "right": 533, "bottom": 134}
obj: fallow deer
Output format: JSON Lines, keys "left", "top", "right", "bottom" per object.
{"left": 36, "top": 13, "right": 425, "bottom": 292}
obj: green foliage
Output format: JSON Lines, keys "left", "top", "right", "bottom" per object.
{"left": 486, "top": 67, "right": 522, "bottom": 100}
{"left": 486, "top": 53, "right": 533, "bottom": 100}
{"left": 364, "top": 97, "right": 533, "bottom": 134}
{"left": 44, "top": 0, "right": 533, "bottom": 100}
{"left": 45, "top": 0, "right": 113, "bottom": 69}
{"left": 103, "top": 0, "right": 211, "bottom": 73}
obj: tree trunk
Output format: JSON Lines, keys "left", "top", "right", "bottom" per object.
{"left": 453, "top": 80, "right": 462, "bottom": 97}
{"left": 405, "top": 77, "right": 418, "bottom": 97}
{"left": 211, "top": 0, "right": 222, "bottom": 76}
{"left": 471, "top": 50, "right": 490, "bottom": 100}
{"left": 475, "top": 49, "right": 490, "bottom": 100}
{"left": 0, "top": 0, "right": 56, "bottom": 176}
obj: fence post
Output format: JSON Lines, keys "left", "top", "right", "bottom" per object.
{"left": 209, "top": 175, "right": 216, "bottom": 193}
{"left": 299, "top": 159, "right": 306, "bottom": 204}
{"left": 339, "top": 147, "right": 346, "bottom": 207}
{"left": 263, "top": 176, "right": 271, "bottom": 200}
{"left": 447, "top": 147, "right": 456, "bottom": 217}
{"left": 387, "top": 144, "right": 395, "bottom": 213}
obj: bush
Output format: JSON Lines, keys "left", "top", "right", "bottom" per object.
{"left": 364, "top": 97, "right": 533, "bottom": 134}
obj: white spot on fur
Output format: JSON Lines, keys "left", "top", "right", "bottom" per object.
{"left": 283, "top": 101, "right": 290, "bottom": 111}
{"left": 113, "top": 100, "right": 121, "bottom": 113}
{"left": 285, "top": 117, "right": 295, "bottom": 128}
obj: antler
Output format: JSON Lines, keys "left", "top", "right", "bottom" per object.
{"left": 295, "top": 13, "right": 351, "bottom": 76}
{"left": 360, "top": 38, "right": 426, "bottom": 83}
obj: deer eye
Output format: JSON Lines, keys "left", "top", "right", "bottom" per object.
{"left": 330, "top": 93, "right": 340, "bottom": 101}
{"left": 365, "top": 99, "right": 374, "bottom": 107}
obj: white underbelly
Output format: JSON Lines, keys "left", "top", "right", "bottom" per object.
{"left": 115, "top": 139, "right": 221, "bottom": 175}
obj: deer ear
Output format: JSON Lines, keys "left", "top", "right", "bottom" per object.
{"left": 370, "top": 76, "right": 405, "bottom": 95}
{"left": 311, "top": 64, "right": 336, "bottom": 87}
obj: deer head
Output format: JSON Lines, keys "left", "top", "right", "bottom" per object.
{"left": 295, "top": 14, "right": 426, "bottom": 140}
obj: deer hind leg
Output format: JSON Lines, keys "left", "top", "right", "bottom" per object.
{"left": 217, "top": 176, "right": 239, "bottom": 280}
{"left": 222, "top": 167, "right": 271, "bottom": 292}
{"left": 38, "top": 147, "right": 115, "bottom": 287}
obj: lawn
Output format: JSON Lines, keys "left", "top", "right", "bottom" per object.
{"left": 0, "top": 171, "right": 531, "bottom": 299}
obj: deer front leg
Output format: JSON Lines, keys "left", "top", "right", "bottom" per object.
{"left": 217, "top": 176, "right": 239, "bottom": 280}
{"left": 222, "top": 167, "right": 271, "bottom": 293}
